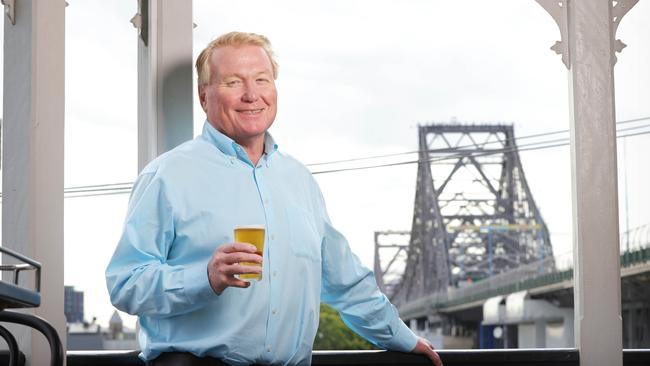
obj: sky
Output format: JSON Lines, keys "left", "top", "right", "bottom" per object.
{"left": 1, "top": 0, "right": 649, "bottom": 330}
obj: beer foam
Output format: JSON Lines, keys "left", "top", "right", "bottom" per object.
{"left": 234, "top": 224, "right": 265, "bottom": 230}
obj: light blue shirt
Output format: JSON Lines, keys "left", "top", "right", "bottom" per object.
{"left": 105, "top": 121, "right": 417, "bottom": 365}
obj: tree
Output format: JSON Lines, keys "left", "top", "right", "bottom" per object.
{"left": 313, "top": 303, "right": 376, "bottom": 350}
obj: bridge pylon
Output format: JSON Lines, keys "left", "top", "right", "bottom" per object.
{"left": 388, "top": 123, "right": 553, "bottom": 306}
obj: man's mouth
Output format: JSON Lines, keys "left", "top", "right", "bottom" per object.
{"left": 238, "top": 108, "right": 264, "bottom": 115}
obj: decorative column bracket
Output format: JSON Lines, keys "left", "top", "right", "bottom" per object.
{"left": 131, "top": 1, "right": 196, "bottom": 48}
{"left": 1, "top": 0, "right": 70, "bottom": 26}
{"left": 536, "top": 0, "right": 638, "bottom": 69}
{"left": 131, "top": 0, "right": 149, "bottom": 46}
{"left": 1, "top": 0, "right": 15, "bottom": 25}
{"left": 610, "top": 0, "right": 639, "bottom": 63}
{"left": 535, "top": 0, "right": 569, "bottom": 68}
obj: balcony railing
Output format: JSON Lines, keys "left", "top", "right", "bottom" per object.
{"left": 61, "top": 349, "right": 650, "bottom": 366}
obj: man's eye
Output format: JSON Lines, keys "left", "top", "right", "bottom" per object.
{"left": 225, "top": 80, "right": 241, "bottom": 87}
{"left": 256, "top": 78, "right": 270, "bottom": 84}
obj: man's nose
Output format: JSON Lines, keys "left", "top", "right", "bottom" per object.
{"left": 241, "top": 81, "right": 259, "bottom": 102}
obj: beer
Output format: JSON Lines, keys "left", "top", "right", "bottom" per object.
{"left": 234, "top": 225, "right": 265, "bottom": 281}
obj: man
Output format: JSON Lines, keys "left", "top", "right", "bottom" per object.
{"left": 106, "top": 32, "right": 442, "bottom": 366}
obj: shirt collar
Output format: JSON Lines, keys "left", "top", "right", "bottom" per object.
{"left": 201, "top": 120, "right": 279, "bottom": 160}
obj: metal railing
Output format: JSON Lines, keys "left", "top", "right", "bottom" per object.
{"left": 399, "top": 225, "right": 650, "bottom": 317}
{"left": 64, "top": 349, "right": 650, "bottom": 366}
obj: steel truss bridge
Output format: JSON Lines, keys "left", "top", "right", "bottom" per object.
{"left": 376, "top": 123, "right": 553, "bottom": 303}
{"left": 374, "top": 123, "right": 650, "bottom": 348}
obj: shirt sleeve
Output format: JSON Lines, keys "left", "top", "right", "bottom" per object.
{"left": 105, "top": 171, "right": 216, "bottom": 318}
{"left": 316, "top": 189, "right": 418, "bottom": 353}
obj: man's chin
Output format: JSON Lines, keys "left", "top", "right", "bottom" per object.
{"left": 234, "top": 127, "right": 272, "bottom": 143}
{"left": 239, "top": 121, "right": 273, "bottom": 135}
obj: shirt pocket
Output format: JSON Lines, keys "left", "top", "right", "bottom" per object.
{"left": 285, "top": 204, "right": 322, "bottom": 262}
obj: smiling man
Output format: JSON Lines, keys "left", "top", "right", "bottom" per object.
{"left": 106, "top": 32, "right": 442, "bottom": 366}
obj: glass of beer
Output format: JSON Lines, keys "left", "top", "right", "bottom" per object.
{"left": 234, "top": 225, "right": 265, "bottom": 281}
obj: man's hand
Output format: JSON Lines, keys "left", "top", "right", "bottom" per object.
{"left": 207, "top": 242, "right": 262, "bottom": 295}
{"left": 412, "top": 337, "right": 443, "bottom": 366}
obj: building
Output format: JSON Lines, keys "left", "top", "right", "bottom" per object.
{"left": 67, "top": 321, "right": 102, "bottom": 351}
{"left": 67, "top": 311, "right": 138, "bottom": 351}
{"left": 64, "top": 286, "right": 84, "bottom": 324}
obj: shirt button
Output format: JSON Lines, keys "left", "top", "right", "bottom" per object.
{"left": 267, "top": 346, "right": 272, "bottom": 352}
{"left": 270, "top": 234, "right": 275, "bottom": 241}
{"left": 272, "top": 309, "right": 277, "bottom": 315}
{"left": 264, "top": 198, "right": 269, "bottom": 204}
{"left": 273, "top": 271, "right": 277, "bottom": 277}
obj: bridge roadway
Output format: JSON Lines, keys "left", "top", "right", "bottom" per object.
{"left": 399, "top": 244, "right": 650, "bottom": 318}
{"left": 396, "top": 244, "right": 650, "bottom": 348}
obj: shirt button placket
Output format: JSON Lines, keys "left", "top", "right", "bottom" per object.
{"left": 256, "top": 168, "right": 275, "bottom": 359}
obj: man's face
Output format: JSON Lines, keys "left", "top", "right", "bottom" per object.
{"left": 199, "top": 45, "right": 277, "bottom": 145}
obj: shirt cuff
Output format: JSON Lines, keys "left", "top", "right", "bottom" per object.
{"left": 387, "top": 317, "right": 418, "bottom": 352}
{"left": 182, "top": 261, "right": 216, "bottom": 304}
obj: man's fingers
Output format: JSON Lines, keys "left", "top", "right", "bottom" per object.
{"left": 208, "top": 242, "right": 263, "bottom": 294}
{"left": 412, "top": 337, "right": 443, "bottom": 366}
{"left": 222, "top": 252, "right": 263, "bottom": 265}
{"left": 429, "top": 351, "right": 443, "bottom": 366}
{"left": 224, "top": 263, "right": 263, "bottom": 276}
{"left": 221, "top": 242, "right": 257, "bottom": 254}
{"left": 226, "top": 278, "right": 252, "bottom": 289}
{"left": 428, "top": 345, "right": 443, "bottom": 366}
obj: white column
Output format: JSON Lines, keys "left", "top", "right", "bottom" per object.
{"left": 534, "top": 320, "right": 545, "bottom": 348}
{"left": 568, "top": 1, "right": 622, "bottom": 365}
{"left": 137, "top": 0, "right": 194, "bottom": 171}
{"left": 2, "top": 0, "right": 66, "bottom": 364}
{"left": 558, "top": 311, "right": 574, "bottom": 348}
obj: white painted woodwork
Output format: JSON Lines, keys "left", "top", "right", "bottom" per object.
{"left": 137, "top": 0, "right": 194, "bottom": 171}
{"left": 2, "top": 0, "right": 67, "bottom": 364}
{"left": 568, "top": 1, "right": 623, "bottom": 366}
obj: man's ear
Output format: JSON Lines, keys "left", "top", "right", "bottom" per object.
{"left": 198, "top": 85, "right": 208, "bottom": 113}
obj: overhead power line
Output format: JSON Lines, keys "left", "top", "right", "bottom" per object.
{"left": 68, "top": 124, "right": 650, "bottom": 195}
{"left": 1, "top": 117, "right": 648, "bottom": 199}
{"left": 66, "top": 182, "right": 133, "bottom": 190}
{"left": 306, "top": 116, "right": 650, "bottom": 167}
{"left": 310, "top": 121, "right": 650, "bottom": 174}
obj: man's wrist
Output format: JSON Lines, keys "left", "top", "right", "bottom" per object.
{"left": 389, "top": 316, "right": 419, "bottom": 352}
{"left": 184, "top": 260, "right": 218, "bottom": 302}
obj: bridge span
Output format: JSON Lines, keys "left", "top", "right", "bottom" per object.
{"left": 378, "top": 228, "right": 650, "bottom": 350}
{"left": 374, "top": 123, "right": 650, "bottom": 350}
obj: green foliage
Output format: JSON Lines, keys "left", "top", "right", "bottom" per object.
{"left": 313, "top": 303, "right": 376, "bottom": 350}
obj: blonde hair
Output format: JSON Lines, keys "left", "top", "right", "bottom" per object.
{"left": 196, "top": 31, "right": 279, "bottom": 86}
